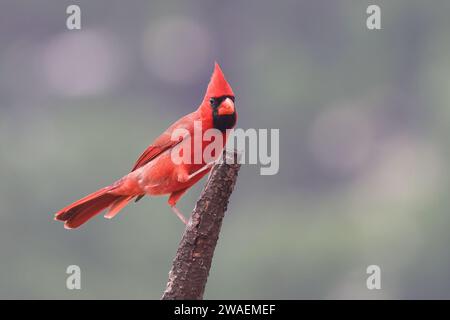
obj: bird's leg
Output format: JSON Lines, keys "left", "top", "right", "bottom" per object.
{"left": 186, "top": 161, "right": 215, "bottom": 180}
{"left": 169, "top": 158, "right": 221, "bottom": 224}
{"left": 171, "top": 206, "right": 187, "bottom": 225}
{"left": 176, "top": 162, "right": 215, "bottom": 184}
{"left": 168, "top": 188, "right": 189, "bottom": 224}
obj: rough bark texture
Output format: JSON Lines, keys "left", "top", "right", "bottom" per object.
{"left": 162, "top": 150, "right": 241, "bottom": 300}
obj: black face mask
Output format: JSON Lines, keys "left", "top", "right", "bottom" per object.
{"left": 210, "top": 95, "right": 236, "bottom": 132}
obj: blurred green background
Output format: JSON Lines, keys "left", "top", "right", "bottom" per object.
{"left": 1, "top": 0, "right": 450, "bottom": 299}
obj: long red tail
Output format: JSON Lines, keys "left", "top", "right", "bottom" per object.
{"left": 54, "top": 186, "right": 132, "bottom": 229}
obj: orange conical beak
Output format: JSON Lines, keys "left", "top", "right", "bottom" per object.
{"left": 218, "top": 97, "right": 235, "bottom": 115}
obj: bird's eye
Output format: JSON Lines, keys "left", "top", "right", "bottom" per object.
{"left": 209, "top": 98, "right": 215, "bottom": 105}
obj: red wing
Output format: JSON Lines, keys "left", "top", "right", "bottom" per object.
{"left": 130, "top": 112, "right": 197, "bottom": 172}
{"left": 131, "top": 134, "right": 179, "bottom": 171}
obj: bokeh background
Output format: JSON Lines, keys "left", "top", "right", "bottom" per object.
{"left": 1, "top": 0, "right": 450, "bottom": 299}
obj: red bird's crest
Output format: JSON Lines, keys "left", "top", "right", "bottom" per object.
{"left": 204, "top": 62, "right": 234, "bottom": 99}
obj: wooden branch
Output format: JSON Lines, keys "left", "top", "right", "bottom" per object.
{"left": 162, "top": 150, "right": 241, "bottom": 300}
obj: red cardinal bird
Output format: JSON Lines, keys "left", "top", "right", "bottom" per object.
{"left": 55, "top": 62, "right": 236, "bottom": 229}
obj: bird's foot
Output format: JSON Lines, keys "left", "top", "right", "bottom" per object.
{"left": 223, "top": 148, "right": 242, "bottom": 164}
